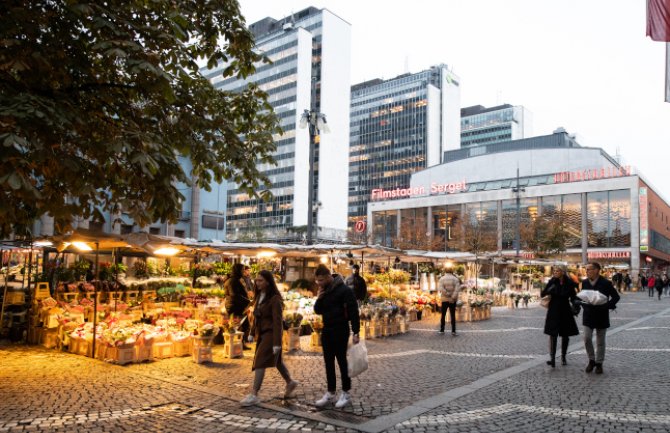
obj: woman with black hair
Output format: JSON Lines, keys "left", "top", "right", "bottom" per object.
{"left": 224, "top": 263, "right": 251, "bottom": 346}
{"left": 240, "top": 270, "right": 298, "bottom": 406}
{"left": 541, "top": 266, "right": 579, "bottom": 367}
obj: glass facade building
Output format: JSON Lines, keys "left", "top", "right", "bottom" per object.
{"left": 460, "top": 104, "right": 532, "bottom": 148}
{"left": 348, "top": 65, "right": 461, "bottom": 232}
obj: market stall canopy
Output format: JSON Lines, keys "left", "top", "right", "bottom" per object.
{"left": 401, "top": 250, "right": 477, "bottom": 263}
{"left": 52, "top": 230, "right": 134, "bottom": 253}
{"left": 123, "top": 232, "right": 193, "bottom": 256}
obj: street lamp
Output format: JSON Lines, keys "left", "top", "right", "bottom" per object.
{"left": 299, "top": 78, "right": 329, "bottom": 245}
{"left": 512, "top": 168, "right": 526, "bottom": 258}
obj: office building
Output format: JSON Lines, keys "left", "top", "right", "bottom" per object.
{"left": 348, "top": 65, "right": 461, "bottom": 233}
{"left": 460, "top": 104, "right": 532, "bottom": 148}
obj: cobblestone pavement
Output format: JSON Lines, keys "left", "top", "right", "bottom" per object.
{"left": 1, "top": 292, "right": 669, "bottom": 432}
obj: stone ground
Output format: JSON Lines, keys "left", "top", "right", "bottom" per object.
{"left": 1, "top": 291, "right": 669, "bottom": 432}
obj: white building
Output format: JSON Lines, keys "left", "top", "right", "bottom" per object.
{"left": 460, "top": 104, "right": 532, "bottom": 148}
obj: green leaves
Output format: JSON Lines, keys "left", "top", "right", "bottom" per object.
{"left": 0, "top": 0, "right": 279, "bottom": 237}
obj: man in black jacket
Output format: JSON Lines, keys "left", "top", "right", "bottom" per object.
{"left": 579, "top": 262, "right": 620, "bottom": 375}
{"left": 313, "top": 264, "right": 360, "bottom": 409}
{"left": 345, "top": 264, "right": 367, "bottom": 302}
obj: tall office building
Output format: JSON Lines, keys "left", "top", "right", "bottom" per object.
{"left": 460, "top": 104, "right": 532, "bottom": 148}
{"left": 348, "top": 65, "right": 461, "bottom": 232}
{"left": 203, "top": 7, "right": 352, "bottom": 242}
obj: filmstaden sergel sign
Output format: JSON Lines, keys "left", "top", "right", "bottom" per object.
{"left": 554, "top": 165, "right": 632, "bottom": 184}
{"left": 371, "top": 180, "right": 467, "bottom": 201}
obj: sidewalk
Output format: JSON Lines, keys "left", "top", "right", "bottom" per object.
{"left": 1, "top": 291, "right": 669, "bottom": 432}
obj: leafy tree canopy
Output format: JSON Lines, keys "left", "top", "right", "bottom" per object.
{"left": 0, "top": 0, "right": 280, "bottom": 237}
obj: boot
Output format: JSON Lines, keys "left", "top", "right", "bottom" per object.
{"left": 585, "top": 359, "right": 596, "bottom": 373}
{"left": 561, "top": 337, "right": 569, "bottom": 366}
{"left": 594, "top": 363, "right": 603, "bottom": 374}
{"left": 546, "top": 336, "right": 557, "bottom": 367}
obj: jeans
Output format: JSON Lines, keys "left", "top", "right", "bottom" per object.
{"left": 321, "top": 328, "right": 351, "bottom": 392}
{"left": 583, "top": 326, "right": 607, "bottom": 363}
{"left": 440, "top": 301, "right": 457, "bottom": 333}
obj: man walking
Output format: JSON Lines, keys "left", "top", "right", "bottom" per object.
{"left": 345, "top": 264, "right": 368, "bottom": 303}
{"left": 579, "top": 262, "right": 620, "bottom": 375}
{"left": 313, "top": 265, "right": 361, "bottom": 408}
{"left": 437, "top": 270, "right": 462, "bottom": 336}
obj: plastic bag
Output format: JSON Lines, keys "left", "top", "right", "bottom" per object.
{"left": 540, "top": 295, "right": 551, "bottom": 308}
{"left": 576, "top": 289, "right": 608, "bottom": 305}
{"left": 347, "top": 341, "right": 368, "bottom": 378}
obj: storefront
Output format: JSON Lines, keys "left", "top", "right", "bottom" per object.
{"left": 367, "top": 142, "right": 670, "bottom": 281}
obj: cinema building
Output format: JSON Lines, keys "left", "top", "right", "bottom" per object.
{"left": 367, "top": 130, "right": 670, "bottom": 277}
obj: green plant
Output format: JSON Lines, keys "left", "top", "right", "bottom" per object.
{"left": 133, "top": 261, "right": 148, "bottom": 279}
{"left": 70, "top": 259, "right": 91, "bottom": 281}
{"left": 211, "top": 261, "right": 233, "bottom": 276}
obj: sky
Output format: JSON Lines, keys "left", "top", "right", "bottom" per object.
{"left": 237, "top": 0, "right": 670, "bottom": 197}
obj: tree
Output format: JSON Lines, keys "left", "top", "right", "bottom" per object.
{"left": 452, "top": 212, "right": 497, "bottom": 289}
{"left": 0, "top": 0, "right": 281, "bottom": 237}
{"left": 392, "top": 214, "right": 446, "bottom": 251}
{"left": 520, "top": 217, "right": 568, "bottom": 258}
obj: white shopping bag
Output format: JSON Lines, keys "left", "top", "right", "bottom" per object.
{"left": 577, "top": 289, "right": 608, "bottom": 305}
{"left": 347, "top": 341, "right": 368, "bottom": 378}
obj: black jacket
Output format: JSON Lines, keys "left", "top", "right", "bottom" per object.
{"left": 313, "top": 274, "right": 360, "bottom": 335}
{"left": 541, "top": 277, "right": 579, "bottom": 337}
{"left": 345, "top": 273, "right": 368, "bottom": 301}
{"left": 580, "top": 277, "right": 620, "bottom": 329}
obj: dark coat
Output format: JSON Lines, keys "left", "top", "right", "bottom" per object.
{"left": 580, "top": 277, "right": 620, "bottom": 329}
{"left": 250, "top": 293, "right": 283, "bottom": 370}
{"left": 541, "top": 277, "right": 579, "bottom": 337}
{"left": 224, "top": 277, "right": 250, "bottom": 316}
{"left": 345, "top": 273, "right": 368, "bottom": 301}
{"left": 313, "top": 274, "right": 360, "bottom": 335}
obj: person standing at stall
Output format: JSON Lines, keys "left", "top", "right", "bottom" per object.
{"left": 224, "top": 263, "right": 252, "bottom": 349}
{"left": 540, "top": 266, "right": 579, "bottom": 367}
{"left": 313, "top": 264, "right": 361, "bottom": 409}
{"left": 437, "top": 270, "right": 462, "bottom": 336}
{"left": 240, "top": 270, "right": 299, "bottom": 406}
{"left": 345, "top": 264, "right": 368, "bottom": 303}
{"left": 579, "top": 262, "right": 620, "bottom": 375}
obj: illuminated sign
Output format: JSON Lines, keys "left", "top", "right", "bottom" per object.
{"left": 371, "top": 180, "right": 467, "bottom": 201}
{"left": 554, "top": 166, "right": 631, "bottom": 184}
{"left": 354, "top": 220, "right": 367, "bottom": 233}
{"left": 587, "top": 251, "right": 631, "bottom": 260}
{"left": 639, "top": 187, "right": 649, "bottom": 251}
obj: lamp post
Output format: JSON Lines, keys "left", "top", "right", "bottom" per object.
{"left": 299, "top": 77, "right": 329, "bottom": 245}
{"left": 512, "top": 168, "right": 525, "bottom": 258}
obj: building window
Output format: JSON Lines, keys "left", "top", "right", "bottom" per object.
{"left": 174, "top": 230, "right": 185, "bottom": 238}
{"left": 149, "top": 227, "right": 161, "bottom": 235}
{"left": 202, "top": 215, "right": 225, "bottom": 230}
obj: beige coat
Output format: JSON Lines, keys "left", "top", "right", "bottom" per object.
{"left": 250, "top": 294, "right": 283, "bottom": 370}
{"left": 438, "top": 273, "right": 461, "bottom": 302}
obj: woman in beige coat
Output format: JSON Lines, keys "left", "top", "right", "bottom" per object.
{"left": 240, "top": 270, "right": 299, "bottom": 406}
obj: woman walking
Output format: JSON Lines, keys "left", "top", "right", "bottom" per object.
{"left": 540, "top": 266, "right": 579, "bottom": 367}
{"left": 240, "top": 270, "right": 299, "bottom": 406}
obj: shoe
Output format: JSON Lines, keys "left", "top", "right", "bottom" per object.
{"left": 452, "top": 331, "right": 458, "bottom": 336}
{"left": 585, "top": 360, "right": 596, "bottom": 373}
{"left": 240, "top": 394, "right": 260, "bottom": 407}
{"left": 335, "top": 391, "right": 352, "bottom": 408}
{"left": 561, "top": 356, "right": 567, "bottom": 366}
{"left": 438, "top": 330, "right": 445, "bottom": 334}
{"left": 546, "top": 360, "right": 555, "bottom": 368}
{"left": 594, "top": 363, "right": 603, "bottom": 374}
{"left": 315, "top": 391, "right": 336, "bottom": 408}
{"left": 284, "top": 380, "right": 299, "bottom": 399}
{"left": 243, "top": 345, "right": 252, "bottom": 351}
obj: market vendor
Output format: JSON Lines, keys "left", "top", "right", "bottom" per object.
{"left": 224, "top": 263, "right": 252, "bottom": 349}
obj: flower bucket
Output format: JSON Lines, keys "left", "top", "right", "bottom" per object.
{"left": 310, "top": 331, "right": 322, "bottom": 348}
{"left": 192, "top": 346, "right": 213, "bottom": 363}
{"left": 360, "top": 321, "right": 370, "bottom": 339}
{"left": 283, "top": 327, "right": 301, "bottom": 352}
{"left": 223, "top": 331, "right": 243, "bottom": 359}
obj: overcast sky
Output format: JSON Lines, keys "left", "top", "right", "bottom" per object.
{"left": 238, "top": 0, "right": 670, "bottom": 197}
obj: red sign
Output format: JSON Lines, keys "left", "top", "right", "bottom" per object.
{"left": 587, "top": 251, "right": 631, "bottom": 260}
{"left": 354, "top": 220, "right": 367, "bottom": 233}
{"left": 554, "top": 166, "right": 631, "bottom": 184}
{"left": 640, "top": 187, "right": 649, "bottom": 251}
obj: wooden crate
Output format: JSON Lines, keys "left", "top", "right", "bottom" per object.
{"left": 282, "top": 327, "right": 301, "bottom": 352}
{"left": 152, "top": 341, "right": 173, "bottom": 359}
{"left": 223, "top": 332, "right": 244, "bottom": 359}
{"left": 34, "top": 282, "right": 50, "bottom": 300}
{"left": 192, "top": 346, "right": 213, "bottom": 364}
{"left": 172, "top": 339, "right": 192, "bottom": 357}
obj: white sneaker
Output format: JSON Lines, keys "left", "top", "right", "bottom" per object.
{"left": 240, "top": 394, "right": 260, "bottom": 407}
{"left": 315, "top": 391, "right": 336, "bottom": 407}
{"left": 335, "top": 391, "right": 352, "bottom": 408}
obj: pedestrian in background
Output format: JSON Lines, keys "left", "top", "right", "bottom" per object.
{"left": 541, "top": 266, "right": 579, "bottom": 367}
{"left": 225, "top": 263, "right": 252, "bottom": 349}
{"left": 240, "top": 270, "right": 298, "bottom": 406}
{"left": 654, "top": 274, "right": 664, "bottom": 300}
{"left": 437, "top": 270, "right": 462, "bottom": 336}
{"left": 313, "top": 264, "right": 361, "bottom": 409}
{"left": 647, "top": 274, "right": 656, "bottom": 297}
{"left": 345, "top": 264, "right": 368, "bottom": 303}
{"left": 579, "top": 262, "right": 620, "bottom": 375}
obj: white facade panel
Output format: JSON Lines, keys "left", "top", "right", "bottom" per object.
{"left": 317, "top": 10, "right": 351, "bottom": 233}
{"left": 291, "top": 28, "right": 315, "bottom": 228}
{"left": 441, "top": 69, "right": 461, "bottom": 155}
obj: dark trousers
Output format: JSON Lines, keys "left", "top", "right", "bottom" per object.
{"left": 649, "top": 286, "right": 654, "bottom": 297}
{"left": 440, "top": 301, "right": 457, "bottom": 333}
{"left": 321, "top": 328, "right": 351, "bottom": 392}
